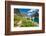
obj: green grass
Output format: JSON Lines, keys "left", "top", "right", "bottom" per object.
{"left": 14, "top": 15, "right": 38, "bottom": 27}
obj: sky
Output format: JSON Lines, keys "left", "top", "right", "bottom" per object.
{"left": 19, "top": 8, "right": 39, "bottom": 16}
{"left": 19, "top": 8, "right": 30, "bottom": 14}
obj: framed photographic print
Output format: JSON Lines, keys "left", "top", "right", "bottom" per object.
{"left": 5, "top": 1, "right": 45, "bottom": 35}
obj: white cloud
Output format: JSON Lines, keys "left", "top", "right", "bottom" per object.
{"left": 27, "top": 13, "right": 31, "bottom": 15}
{"left": 28, "top": 9, "right": 33, "bottom": 13}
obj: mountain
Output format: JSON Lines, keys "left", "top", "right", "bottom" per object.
{"left": 14, "top": 8, "right": 39, "bottom": 18}
{"left": 19, "top": 9, "right": 39, "bottom": 18}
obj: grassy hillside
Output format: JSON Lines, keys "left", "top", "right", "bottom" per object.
{"left": 14, "top": 15, "right": 38, "bottom": 27}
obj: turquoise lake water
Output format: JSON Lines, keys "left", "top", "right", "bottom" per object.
{"left": 31, "top": 17, "right": 39, "bottom": 23}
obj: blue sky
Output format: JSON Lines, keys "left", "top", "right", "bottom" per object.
{"left": 19, "top": 8, "right": 30, "bottom": 14}
{"left": 19, "top": 8, "right": 39, "bottom": 16}
{"left": 19, "top": 8, "right": 30, "bottom": 12}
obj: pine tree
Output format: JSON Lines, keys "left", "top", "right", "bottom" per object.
{"left": 14, "top": 8, "right": 21, "bottom": 15}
